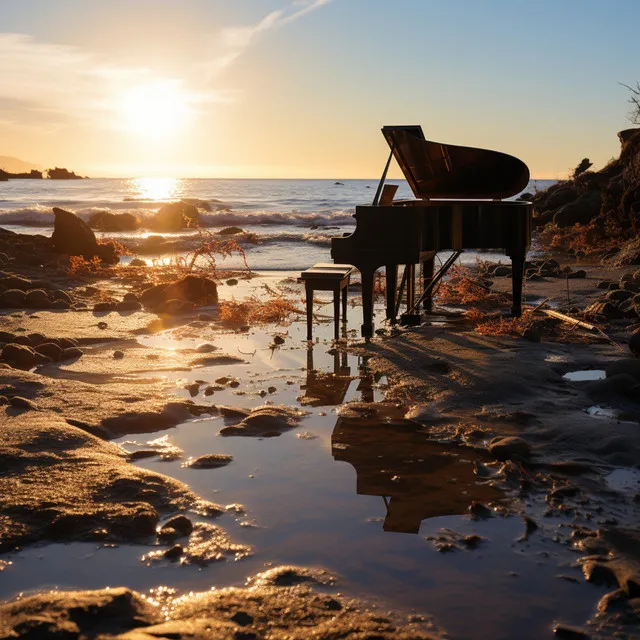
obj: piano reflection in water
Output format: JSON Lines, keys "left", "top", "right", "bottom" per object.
{"left": 330, "top": 126, "right": 533, "bottom": 339}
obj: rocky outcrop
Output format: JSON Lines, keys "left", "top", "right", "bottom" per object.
{"left": 51, "top": 207, "right": 118, "bottom": 263}
{"left": 46, "top": 167, "right": 83, "bottom": 179}
{"left": 88, "top": 211, "right": 139, "bottom": 231}
{"left": 0, "top": 168, "right": 42, "bottom": 179}
{"left": 151, "top": 201, "right": 199, "bottom": 231}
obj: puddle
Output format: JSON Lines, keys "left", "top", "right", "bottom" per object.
{"left": 605, "top": 467, "right": 640, "bottom": 495}
{"left": 586, "top": 405, "right": 619, "bottom": 419}
{"left": 563, "top": 370, "right": 606, "bottom": 382}
{"left": 0, "top": 307, "right": 611, "bottom": 639}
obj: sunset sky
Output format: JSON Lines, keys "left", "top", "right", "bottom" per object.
{"left": 1, "top": 0, "right": 639, "bottom": 179}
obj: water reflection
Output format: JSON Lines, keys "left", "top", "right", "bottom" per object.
{"left": 332, "top": 419, "right": 502, "bottom": 534}
{"left": 129, "top": 176, "right": 180, "bottom": 201}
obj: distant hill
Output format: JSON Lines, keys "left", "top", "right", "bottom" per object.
{"left": 0, "top": 156, "right": 42, "bottom": 173}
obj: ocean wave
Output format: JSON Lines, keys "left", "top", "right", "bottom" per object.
{"left": 0, "top": 204, "right": 356, "bottom": 230}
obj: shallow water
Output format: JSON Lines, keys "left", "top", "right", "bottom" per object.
{"left": 563, "top": 370, "right": 606, "bottom": 382}
{"left": 0, "top": 299, "right": 610, "bottom": 639}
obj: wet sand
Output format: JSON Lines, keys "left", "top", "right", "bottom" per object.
{"left": 1, "top": 261, "right": 640, "bottom": 638}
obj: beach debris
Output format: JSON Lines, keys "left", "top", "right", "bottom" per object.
{"left": 182, "top": 454, "right": 233, "bottom": 469}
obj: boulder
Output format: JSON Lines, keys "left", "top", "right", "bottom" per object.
{"left": 545, "top": 186, "right": 578, "bottom": 210}
{"left": 217, "top": 226, "right": 243, "bottom": 236}
{"left": 51, "top": 208, "right": 118, "bottom": 264}
{"left": 488, "top": 436, "right": 532, "bottom": 461}
{"left": 140, "top": 275, "right": 218, "bottom": 310}
{"left": 88, "top": 211, "right": 139, "bottom": 231}
{"left": 1, "top": 343, "right": 36, "bottom": 370}
{"left": 553, "top": 192, "right": 602, "bottom": 228}
{"left": 0, "top": 289, "right": 26, "bottom": 308}
{"left": 24, "top": 289, "right": 50, "bottom": 308}
{"left": 151, "top": 202, "right": 199, "bottom": 232}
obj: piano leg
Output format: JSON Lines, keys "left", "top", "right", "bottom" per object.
{"left": 509, "top": 252, "right": 525, "bottom": 317}
{"left": 360, "top": 265, "right": 376, "bottom": 339}
{"left": 421, "top": 257, "right": 434, "bottom": 312}
{"left": 385, "top": 264, "right": 397, "bottom": 324}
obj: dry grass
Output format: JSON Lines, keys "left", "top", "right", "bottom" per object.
{"left": 65, "top": 255, "right": 114, "bottom": 277}
{"left": 537, "top": 222, "right": 621, "bottom": 256}
{"left": 436, "top": 265, "right": 503, "bottom": 308}
{"left": 467, "top": 308, "right": 533, "bottom": 337}
{"left": 220, "top": 286, "right": 303, "bottom": 327}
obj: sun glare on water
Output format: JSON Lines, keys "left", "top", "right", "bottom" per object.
{"left": 130, "top": 176, "right": 180, "bottom": 201}
{"left": 119, "top": 81, "right": 191, "bottom": 140}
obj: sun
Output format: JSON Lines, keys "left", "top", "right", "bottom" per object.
{"left": 119, "top": 80, "right": 191, "bottom": 140}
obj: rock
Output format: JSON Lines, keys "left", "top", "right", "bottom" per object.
{"left": 607, "top": 359, "right": 640, "bottom": 381}
{"left": 273, "top": 335, "right": 285, "bottom": 345}
{"left": 60, "top": 347, "right": 83, "bottom": 361}
{"left": 51, "top": 207, "right": 112, "bottom": 262}
{"left": 9, "top": 396, "right": 38, "bottom": 411}
{"left": 545, "top": 186, "right": 578, "bottom": 210}
{"left": 488, "top": 436, "right": 532, "bottom": 461}
{"left": 88, "top": 211, "right": 139, "bottom": 231}
{"left": 586, "top": 374, "right": 640, "bottom": 402}
{"left": 123, "top": 292, "right": 138, "bottom": 302}
{"left": 24, "top": 289, "right": 50, "bottom": 308}
{"left": 151, "top": 202, "right": 199, "bottom": 232}
{"left": 0, "top": 343, "right": 36, "bottom": 369}
{"left": 226, "top": 278, "right": 238, "bottom": 286}
{"left": 129, "top": 257, "right": 146, "bottom": 267}
{"left": 162, "top": 514, "right": 193, "bottom": 537}
{"left": 218, "top": 226, "right": 243, "bottom": 235}
{"left": 0, "top": 289, "right": 26, "bottom": 308}
{"left": 597, "top": 280, "right": 613, "bottom": 289}
{"left": 113, "top": 350, "right": 125, "bottom": 359}
{"left": 607, "top": 289, "right": 633, "bottom": 302}
{"left": 553, "top": 192, "right": 602, "bottom": 228}
{"left": 566, "top": 269, "right": 587, "bottom": 279}
{"left": 94, "top": 301, "right": 116, "bottom": 312}
{"left": 116, "top": 299, "right": 142, "bottom": 311}
{"left": 584, "top": 301, "right": 624, "bottom": 321}
{"left": 140, "top": 275, "right": 218, "bottom": 310}
{"left": 220, "top": 405, "right": 305, "bottom": 437}
{"left": 195, "top": 343, "right": 217, "bottom": 353}
{"left": 164, "top": 544, "right": 183, "bottom": 560}
{"left": 0, "top": 275, "right": 32, "bottom": 290}
{"left": 184, "top": 454, "right": 233, "bottom": 469}
{"left": 50, "top": 299, "right": 70, "bottom": 310}
{"left": 27, "top": 333, "right": 46, "bottom": 346}
{"left": 35, "top": 342, "right": 63, "bottom": 361}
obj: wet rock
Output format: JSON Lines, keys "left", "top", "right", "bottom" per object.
{"left": 468, "top": 502, "right": 493, "bottom": 519}
{"left": 140, "top": 274, "right": 218, "bottom": 310}
{"left": 0, "top": 343, "right": 36, "bottom": 369}
{"left": 630, "top": 328, "right": 640, "bottom": 357}
{"left": 88, "top": 210, "right": 139, "bottom": 231}
{"left": 151, "top": 202, "right": 199, "bottom": 232}
{"left": 220, "top": 405, "right": 305, "bottom": 437}
{"left": 0, "top": 587, "right": 160, "bottom": 639}
{"left": 553, "top": 623, "right": 590, "bottom": 639}
{"left": 162, "top": 514, "right": 194, "bottom": 537}
{"left": 116, "top": 299, "right": 143, "bottom": 311}
{"left": 488, "top": 436, "right": 532, "bottom": 461}
{"left": 113, "top": 350, "right": 125, "bottom": 359}
{"left": 218, "top": 226, "right": 244, "bottom": 235}
{"left": 184, "top": 453, "right": 233, "bottom": 469}
{"left": 24, "top": 289, "right": 50, "bottom": 308}
{"left": 51, "top": 207, "right": 118, "bottom": 263}
{"left": 164, "top": 544, "right": 183, "bottom": 560}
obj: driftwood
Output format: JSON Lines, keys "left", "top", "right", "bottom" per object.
{"left": 540, "top": 309, "right": 597, "bottom": 331}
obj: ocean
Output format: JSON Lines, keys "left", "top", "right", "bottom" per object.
{"left": 0, "top": 177, "right": 554, "bottom": 271}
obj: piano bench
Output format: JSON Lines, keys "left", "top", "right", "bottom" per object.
{"left": 300, "top": 263, "right": 355, "bottom": 340}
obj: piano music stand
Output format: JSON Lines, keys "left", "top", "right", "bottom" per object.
{"left": 300, "top": 263, "right": 354, "bottom": 340}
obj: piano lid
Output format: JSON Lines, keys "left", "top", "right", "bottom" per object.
{"left": 382, "top": 125, "right": 530, "bottom": 200}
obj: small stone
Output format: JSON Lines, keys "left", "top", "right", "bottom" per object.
{"left": 184, "top": 454, "right": 233, "bottom": 469}
{"left": 162, "top": 515, "right": 193, "bottom": 537}
{"left": 273, "top": 335, "right": 285, "bottom": 345}
{"left": 164, "top": 544, "right": 183, "bottom": 560}
{"left": 113, "top": 350, "right": 125, "bottom": 359}
{"left": 61, "top": 347, "right": 83, "bottom": 360}
{"left": 268, "top": 386, "right": 277, "bottom": 394}
{"left": 196, "top": 343, "right": 217, "bottom": 353}
{"left": 226, "top": 279, "right": 238, "bottom": 286}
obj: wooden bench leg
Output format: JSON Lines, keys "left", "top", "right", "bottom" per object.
{"left": 306, "top": 284, "right": 314, "bottom": 340}
{"left": 333, "top": 288, "right": 340, "bottom": 339}
{"left": 342, "top": 285, "right": 348, "bottom": 324}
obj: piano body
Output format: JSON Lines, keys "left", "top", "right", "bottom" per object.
{"left": 330, "top": 126, "right": 532, "bottom": 338}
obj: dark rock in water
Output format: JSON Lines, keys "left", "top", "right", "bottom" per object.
{"left": 164, "top": 544, "right": 183, "bottom": 560}
{"left": 140, "top": 275, "right": 218, "bottom": 310}
{"left": 220, "top": 405, "right": 305, "bottom": 437}
{"left": 553, "top": 623, "right": 590, "bottom": 639}
{"left": 116, "top": 299, "right": 142, "bottom": 311}
{"left": 151, "top": 202, "right": 199, "bottom": 231}
{"left": 218, "top": 226, "right": 243, "bottom": 236}
{"left": 162, "top": 514, "right": 193, "bottom": 537}
{"left": 47, "top": 167, "right": 83, "bottom": 179}
{"left": 1, "top": 343, "right": 36, "bottom": 369}
{"left": 488, "top": 436, "right": 532, "bottom": 461}
{"left": 51, "top": 207, "right": 118, "bottom": 264}
{"left": 88, "top": 211, "right": 139, "bottom": 231}
{"left": 184, "top": 453, "right": 233, "bottom": 469}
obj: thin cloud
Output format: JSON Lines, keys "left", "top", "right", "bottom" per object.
{"left": 203, "top": 0, "right": 334, "bottom": 77}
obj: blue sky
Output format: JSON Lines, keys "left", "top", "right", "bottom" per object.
{"left": 0, "top": 0, "right": 638, "bottom": 177}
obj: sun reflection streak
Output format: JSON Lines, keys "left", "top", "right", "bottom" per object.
{"left": 129, "top": 177, "right": 180, "bottom": 201}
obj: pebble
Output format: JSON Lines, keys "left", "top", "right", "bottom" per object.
{"left": 113, "top": 350, "right": 125, "bottom": 359}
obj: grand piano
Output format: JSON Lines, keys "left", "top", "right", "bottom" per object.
{"left": 331, "top": 126, "right": 532, "bottom": 338}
